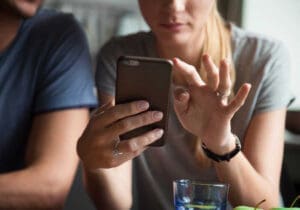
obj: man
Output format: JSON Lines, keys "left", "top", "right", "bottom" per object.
{"left": 0, "top": 0, "right": 97, "bottom": 209}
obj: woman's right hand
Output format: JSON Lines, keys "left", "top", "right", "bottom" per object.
{"left": 77, "top": 100, "right": 164, "bottom": 170}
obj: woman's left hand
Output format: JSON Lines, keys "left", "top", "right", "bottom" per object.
{"left": 172, "top": 55, "right": 251, "bottom": 153}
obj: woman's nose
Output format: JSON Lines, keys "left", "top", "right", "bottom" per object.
{"left": 164, "top": 0, "right": 186, "bottom": 12}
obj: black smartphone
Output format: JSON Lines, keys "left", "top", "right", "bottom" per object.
{"left": 116, "top": 55, "right": 173, "bottom": 146}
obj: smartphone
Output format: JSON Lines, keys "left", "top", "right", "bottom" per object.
{"left": 116, "top": 55, "right": 173, "bottom": 146}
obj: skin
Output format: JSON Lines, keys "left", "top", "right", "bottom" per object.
{"left": 78, "top": 96, "right": 162, "bottom": 209}
{"left": 0, "top": 110, "right": 89, "bottom": 209}
{"left": 138, "top": 0, "right": 213, "bottom": 65}
{"left": 0, "top": 0, "right": 43, "bottom": 18}
{"left": 0, "top": 1, "right": 90, "bottom": 209}
{"left": 78, "top": 0, "right": 286, "bottom": 209}
{"left": 172, "top": 57, "right": 284, "bottom": 208}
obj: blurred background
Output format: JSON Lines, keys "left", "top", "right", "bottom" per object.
{"left": 42, "top": 0, "right": 300, "bottom": 209}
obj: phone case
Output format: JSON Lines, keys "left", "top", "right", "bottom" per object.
{"left": 116, "top": 55, "right": 172, "bottom": 146}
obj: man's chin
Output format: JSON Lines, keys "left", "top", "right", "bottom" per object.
{"left": 15, "top": 2, "right": 42, "bottom": 18}
{"left": 1, "top": 0, "right": 43, "bottom": 19}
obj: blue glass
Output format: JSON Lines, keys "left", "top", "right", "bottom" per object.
{"left": 174, "top": 180, "right": 228, "bottom": 210}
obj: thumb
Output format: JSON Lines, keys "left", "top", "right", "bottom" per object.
{"left": 173, "top": 87, "right": 190, "bottom": 115}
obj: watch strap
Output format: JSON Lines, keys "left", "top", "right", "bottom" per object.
{"left": 201, "top": 134, "right": 241, "bottom": 162}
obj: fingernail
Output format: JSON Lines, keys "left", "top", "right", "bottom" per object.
{"left": 154, "top": 129, "right": 164, "bottom": 138}
{"left": 224, "top": 58, "right": 231, "bottom": 66}
{"left": 153, "top": 111, "right": 163, "bottom": 120}
{"left": 137, "top": 101, "right": 149, "bottom": 111}
{"left": 202, "top": 54, "right": 210, "bottom": 61}
{"left": 173, "top": 57, "right": 179, "bottom": 63}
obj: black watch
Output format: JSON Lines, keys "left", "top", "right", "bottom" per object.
{"left": 201, "top": 134, "right": 241, "bottom": 162}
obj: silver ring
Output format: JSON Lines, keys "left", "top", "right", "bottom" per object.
{"left": 112, "top": 139, "right": 123, "bottom": 158}
{"left": 216, "top": 91, "right": 231, "bottom": 99}
{"left": 91, "top": 109, "right": 105, "bottom": 119}
{"left": 91, "top": 103, "right": 110, "bottom": 118}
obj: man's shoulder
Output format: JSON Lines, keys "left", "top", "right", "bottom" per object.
{"left": 25, "top": 9, "right": 80, "bottom": 35}
{"left": 21, "top": 9, "right": 87, "bottom": 55}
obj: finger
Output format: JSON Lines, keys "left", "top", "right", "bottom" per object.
{"left": 82, "top": 103, "right": 114, "bottom": 139}
{"left": 118, "top": 128, "right": 164, "bottom": 157}
{"left": 109, "top": 110, "right": 163, "bottom": 136}
{"left": 225, "top": 83, "right": 251, "bottom": 114}
{"left": 109, "top": 152, "right": 134, "bottom": 168}
{"left": 172, "top": 57, "right": 205, "bottom": 87}
{"left": 98, "top": 100, "right": 150, "bottom": 126}
{"left": 173, "top": 87, "right": 190, "bottom": 115}
{"left": 217, "top": 59, "right": 231, "bottom": 96}
{"left": 202, "top": 54, "right": 219, "bottom": 91}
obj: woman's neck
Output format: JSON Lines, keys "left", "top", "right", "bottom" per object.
{"left": 155, "top": 33, "right": 205, "bottom": 68}
{"left": 0, "top": 10, "right": 22, "bottom": 52}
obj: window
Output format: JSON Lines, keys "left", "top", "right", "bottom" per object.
{"left": 242, "top": 0, "right": 300, "bottom": 109}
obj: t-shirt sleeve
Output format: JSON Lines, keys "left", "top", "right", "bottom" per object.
{"left": 33, "top": 15, "right": 98, "bottom": 113}
{"left": 95, "top": 39, "right": 121, "bottom": 99}
{"left": 254, "top": 41, "right": 295, "bottom": 114}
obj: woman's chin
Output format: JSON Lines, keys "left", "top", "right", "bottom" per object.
{"left": 157, "top": 34, "right": 191, "bottom": 48}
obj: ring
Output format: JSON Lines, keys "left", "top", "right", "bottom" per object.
{"left": 112, "top": 139, "right": 123, "bottom": 158}
{"left": 91, "top": 110, "right": 105, "bottom": 118}
{"left": 216, "top": 90, "right": 231, "bottom": 99}
{"left": 91, "top": 103, "right": 111, "bottom": 119}
{"left": 91, "top": 106, "right": 105, "bottom": 118}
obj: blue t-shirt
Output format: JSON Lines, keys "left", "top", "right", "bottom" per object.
{"left": 0, "top": 9, "right": 98, "bottom": 172}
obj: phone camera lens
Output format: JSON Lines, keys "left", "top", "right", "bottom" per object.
{"left": 124, "top": 60, "right": 139, "bottom": 66}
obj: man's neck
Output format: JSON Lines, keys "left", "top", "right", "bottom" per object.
{"left": 0, "top": 10, "right": 22, "bottom": 53}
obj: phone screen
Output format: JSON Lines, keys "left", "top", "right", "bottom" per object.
{"left": 116, "top": 56, "right": 172, "bottom": 146}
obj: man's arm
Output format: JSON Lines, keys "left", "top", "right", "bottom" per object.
{"left": 0, "top": 108, "right": 89, "bottom": 209}
{"left": 78, "top": 91, "right": 164, "bottom": 210}
{"left": 81, "top": 92, "right": 133, "bottom": 210}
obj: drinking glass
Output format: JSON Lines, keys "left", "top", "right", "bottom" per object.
{"left": 173, "top": 179, "right": 229, "bottom": 210}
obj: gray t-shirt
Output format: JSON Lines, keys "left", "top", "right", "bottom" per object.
{"left": 96, "top": 25, "right": 294, "bottom": 210}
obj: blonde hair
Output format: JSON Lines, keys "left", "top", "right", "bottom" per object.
{"left": 192, "top": 2, "right": 235, "bottom": 167}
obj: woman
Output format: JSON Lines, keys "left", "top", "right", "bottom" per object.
{"left": 77, "top": 0, "right": 293, "bottom": 209}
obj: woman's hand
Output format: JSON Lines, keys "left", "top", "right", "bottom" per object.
{"left": 172, "top": 55, "right": 251, "bottom": 153}
{"left": 77, "top": 100, "right": 164, "bottom": 170}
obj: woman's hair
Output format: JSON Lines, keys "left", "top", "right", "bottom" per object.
{"left": 192, "top": 2, "right": 235, "bottom": 167}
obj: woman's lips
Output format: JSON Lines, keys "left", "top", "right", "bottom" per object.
{"left": 160, "top": 23, "right": 186, "bottom": 32}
